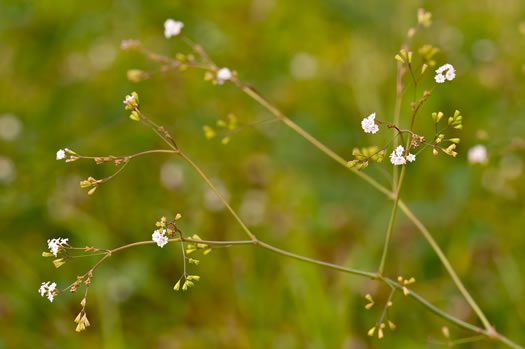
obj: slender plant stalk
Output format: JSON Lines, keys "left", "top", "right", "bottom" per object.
{"left": 177, "top": 151, "right": 258, "bottom": 242}
{"left": 378, "top": 164, "right": 406, "bottom": 274}
{"left": 397, "top": 201, "right": 492, "bottom": 331}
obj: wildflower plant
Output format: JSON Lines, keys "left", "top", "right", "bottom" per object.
{"left": 39, "top": 9, "right": 524, "bottom": 348}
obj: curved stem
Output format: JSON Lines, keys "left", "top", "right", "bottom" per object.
{"left": 177, "top": 151, "right": 258, "bottom": 241}
{"left": 397, "top": 201, "right": 492, "bottom": 331}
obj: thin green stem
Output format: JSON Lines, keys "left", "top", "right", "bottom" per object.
{"left": 255, "top": 240, "right": 376, "bottom": 279}
{"left": 177, "top": 151, "right": 258, "bottom": 241}
{"left": 378, "top": 164, "right": 406, "bottom": 274}
{"left": 397, "top": 202, "right": 492, "bottom": 331}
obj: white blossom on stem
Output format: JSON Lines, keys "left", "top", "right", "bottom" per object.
{"left": 406, "top": 153, "right": 416, "bottom": 162}
{"left": 435, "top": 64, "right": 456, "bottom": 83}
{"left": 39, "top": 281, "right": 57, "bottom": 302}
{"left": 164, "top": 19, "right": 184, "bottom": 38}
{"left": 152, "top": 229, "right": 169, "bottom": 248}
{"left": 468, "top": 144, "right": 488, "bottom": 164}
{"left": 56, "top": 149, "right": 66, "bottom": 160}
{"left": 390, "top": 145, "right": 407, "bottom": 166}
{"left": 216, "top": 68, "right": 232, "bottom": 85}
{"left": 361, "top": 113, "right": 379, "bottom": 134}
{"left": 47, "top": 237, "right": 69, "bottom": 257}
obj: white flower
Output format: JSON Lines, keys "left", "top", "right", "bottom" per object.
{"left": 39, "top": 281, "right": 57, "bottom": 302}
{"left": 361, "top": 113, "right": 379, "bottom": 134}
{"left": 390, "top": 145, "right": 407, "bottom": 166}
{"left": 406, "top": 153, "right": 416, "bottom": 162}
{"left": 164, "top": 19, "right": 184, "bottom": 38}
{"left": 216, "top": 68, "right": 232, "bottom": 85}
{"left": 434, "top": 74, "right": 446, "bottom": 83}
{"left": 47, "top": 237, "right": 69, "bottom": 257}
{"left": 56, "top": 149, "right": 66, "bottom": 160}
{"left": 152, "top": 229, "right": 169, "bottom": 248}
{"left": 468, "top": 144, "right": 488, "bottom": 164}
{"left": 123, "top": 95, "right": 135, "bottom": 106}
{"left": 435, "top": 64, "right": 456, "bottom": 83}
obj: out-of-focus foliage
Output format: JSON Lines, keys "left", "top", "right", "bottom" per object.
{"left": 1, "top": 0, "right": 525, "bottom": 348}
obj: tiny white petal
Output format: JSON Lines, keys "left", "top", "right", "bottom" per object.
{"left": 164, "top": 19, "right": 184, "bottom": 39}
{"left": 468, "top": 144, "right": 488, "bottom": 164}
{"left": 435, "top": 74, "right": 445, "bottom": 83}
{"left": 361, "top": 113, "right": 379, "bottom": 134}
{"left": 216, "top": 68, "right": 232, "bottom": 85}
{"left": 56, "top": 149, "right": 66, "bottom": 160}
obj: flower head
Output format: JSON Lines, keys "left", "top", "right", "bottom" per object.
{"left": 390, "top": 145, "right": 407, "bottom": 166}
{"left": 435, "top": 64, "right": 456, "bottom": 83}
{"left": 406, "top": 153, "right": 416, "bottom": 162}
{"left": 361, "top": 113, "right": 379, "bottom": 134}
{"left": 39, "top": 281, "right": 57, "bottom": 302}
{"left": 216, "top": 68, "right": 232, "bottom": 85}
{"left": 152, "top": 228, "right": 169, "bottom": 248}
{"left": 468, "top": 144, "right": 488, "bottom": 164}
{"left": 56, "top": 149, "right": 66, "bottom": 160}
{"left": 164, "top": 19, "right": 184, "bottom": 38}
{"left": 123, "top": 95, "right": 135, "bottom": 106}
{"left": 47, "top": 237, "right": 69, "bottom": 257}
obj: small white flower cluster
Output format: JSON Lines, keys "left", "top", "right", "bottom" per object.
{"left": 56, "top": 148, "right": 77, "bottom": 162}
{"left": 468, "top": 144, "right": 488, "bottom": 164}
{"left": 48, "top": 237, "right": 68, "bottom": 257}
{"left": 435, "top": 64, "right": 456, "bottom": 83}
{"left": 216, "top": 68, "right": 232, "bottom": 85}
{"left": 390, "top": 146, "right": 416, "bottom": 166}
{"left": 164, "top": 19, "right": 184, "bottom": 39}
{"left": 123, "top": 95, "right": 135, "bottom": 106}
{"left": 39, "top": 281, "right": 57, "bottom": 302}
{"left": 361, "top": 113, "right": 379, "bottom": 134}
{"left": 152, "top": 228, "right": 169, "bottom": 248}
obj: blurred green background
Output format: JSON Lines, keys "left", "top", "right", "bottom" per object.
{"left": 1, "top": 0, "right": 525, "bottom": 348}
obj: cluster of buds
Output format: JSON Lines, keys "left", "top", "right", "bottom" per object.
{"left": 364, "top": 293, "right": 396, "bottom": 339}
{"left": 347, "top": 146, "right": 386, "bottom": 170}
{"left": 364, "top": 293, "right": 375, "bottom": 310}
{"left": 431, "top": 110, "right": 462, "bottom": 157}
{"left": 447, "top": 110, "right": 463, "bottom": 130}
{"left": 127, "top": 69, "right": 150, "bottom": 83}
{"left": 123, "top": 92, "right": 140, "bottom": 121}
{"left": 411, "top": 134, "right": 426, "bottom": 148}
{"left": 202, "top": 114, "right": 239, "bottom": 144}
{"left": 80, "top": 177, "right": 101, "bottom": 196}
{"left": 186, "top": 234, "right": 211, "bottom": 255}
{"left": 170, "top": 52, "right": 198, "bottom": 72}
{"left": 397, "top": 276, "right": 416, "bottom": 296}
{"left": 173, "top": 275, "right": 201, "bottom": 291}
{"left": 74, "top": 299, "right": 90, "bottom": 333}
{"left": 70, "top": 275, "right": 85, "bottom": 293}
{"left": 93, "top": 155, "right": 129, "bottom": 166}
{"left": 368, "top": 320, "right": 396, "bottom": 339}
{"left": 418, "top": 45, "right": 439, "bottom": 67}
{"left": 417, "top": 8, "right": 432, "bottom": 27}
{"left": 394, "top": 49, "right": 413, "bottom": 65}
